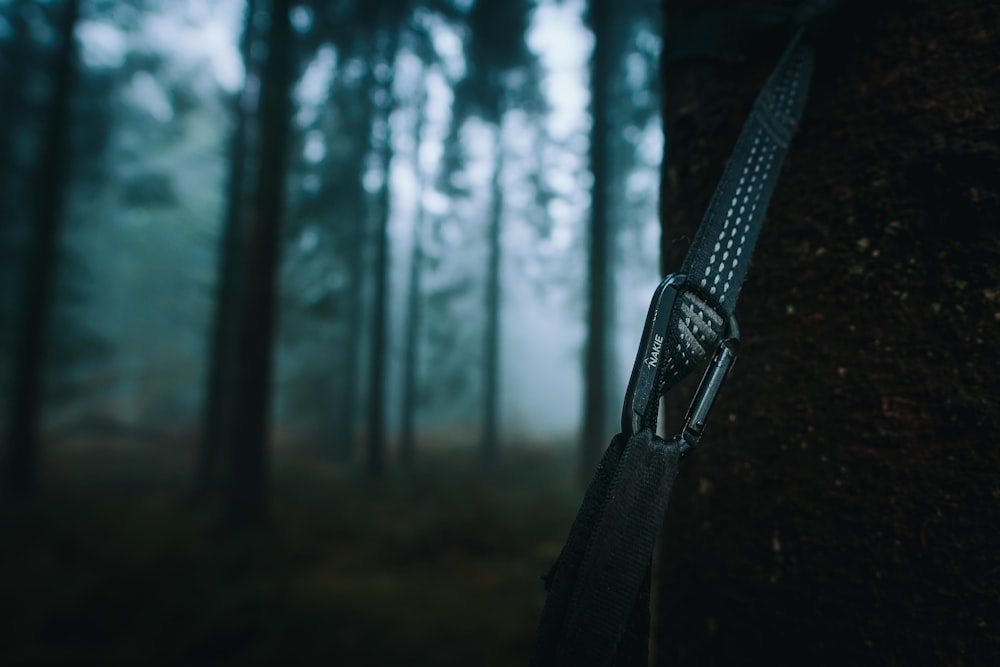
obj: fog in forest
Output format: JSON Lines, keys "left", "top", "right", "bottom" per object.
{"left": 0, "top": 1, "right": 662, "bottom": 659}
{"left": 5, "top": 0, "right": 995, "bottom": 664}
{"left": 0, "top": 0, "right": 662, "bottom": 458}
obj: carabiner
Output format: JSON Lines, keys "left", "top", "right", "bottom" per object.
{"left": 621, "top": 273, "right": 740, "bottom": 451}
{"left": 621, "top": 274, "right": 686, "bottom": 436}
{"left": 678, "top": 325, "right": 739, "bottom": 451}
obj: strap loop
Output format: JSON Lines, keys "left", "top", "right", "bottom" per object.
{"left": 531, "top": 431, "right": 684, "bottom": 667}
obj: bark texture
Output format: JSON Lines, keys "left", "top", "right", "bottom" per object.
{"left": 654, "top": 0, "right": 1000, "bottom": 664}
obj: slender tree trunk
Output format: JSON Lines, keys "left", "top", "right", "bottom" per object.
{"left": 198, "top": 0, "right": 257, "bottom": 496}
{"left": 326, "top": 65, "right": 378, "bottom": 464}
{"left": 581, "top": 0, "right": 613, "bottom": 479}
{"left": 224, "top": 0, "right": 293, "bottom": 524}
{"left": 3, "top": 0, "right": 80, "bottom": 500}
{"left": 366, "top": 33, "right": 398, "bottom": 477}
{"left": 400, "top": 90, "right": 429, "bottom": 467}
{"left": 334, "top": 235, "right": 364, "bottom": 461}
{"left": 482, "top": 126, "right": 504, "bottom": 463}
{"left": 0, "top": 1, "right": 28, "bottom": 235}
{"left": 329, "top": 187, "right": 369, "bottom": 464}
{"left": 0, "top": 1, "right": 30, "bottom": 354}
{"left": 366, "top": 155, "right": 389, "bottom": 476}
{"left": 653, "top": 1, "right": 1000, "bottom": 664}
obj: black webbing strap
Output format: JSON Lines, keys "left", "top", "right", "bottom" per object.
{"left": 531, "top": 3, "right": 831, "bottom": 664}
{"left": 531, "top": 430, "right": 682, "bottom": 667}
{"left": 656, "top": 31, "right": 815, "bottom": 396}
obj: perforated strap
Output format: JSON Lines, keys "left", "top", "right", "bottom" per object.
{"left": 661, "top": 31, "right": 814, "bottom": 391}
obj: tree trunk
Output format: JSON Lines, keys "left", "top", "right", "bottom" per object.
{"left": 366, "top": 32, "right": 398, "bottom": 477}
{"left": 3, "top": 0, "right": 80, "bottom": 500}
{"left": 323, "top": 63, "right": 379, "bottom": 464}
{"left": 653, "top": 1, "right": 1000, "bottom": 664}
{"left": 198, "top": 0, "right": 257, "bottom": 496}
{"left": 481, "top": 126, "right": 504, "bottom": 463}
{"left": 223, "top": 0, "right": 293, "bottom": 524}
{"left": 400, "top": 89, "right": 429, "bottom": 467}
{"left": 334, "top": 227, "right": 364, "bottom": 462}
{"left": 0, "top": 0, "right": 28, "bottom": 237}
{"left": 0, "top": 1, "right": 30, "bottom": 359}
{"left": 580, "top": 0, "right": 614, "bottom": 479}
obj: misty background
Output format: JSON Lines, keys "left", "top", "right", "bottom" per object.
{"left": 7, "top": 1, "right": 993, "bottom": 665}
{"left": 0, "top": 0, "right": 663, "bottom": 463}
{"left": 0, "top": 2, "right": 665, "bottom": 660}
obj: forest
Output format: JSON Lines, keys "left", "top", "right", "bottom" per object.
{"left": 0, "top": 0, "right": 665, "bottom": 492}
{"left": 1, "top": 0, "right": 663, "bottom": 663}
{"left": 3, "top": 0, "right": 999, "bottom": 665}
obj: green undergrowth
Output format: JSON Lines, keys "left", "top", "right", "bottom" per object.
{"left": 0, "top": 445, "right": 582, "bottom": 666}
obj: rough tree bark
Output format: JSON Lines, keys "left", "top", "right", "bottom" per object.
{"left": 198, "top": 0, "right": 257, "bottom": 496}
{"left": 3, "top": 0, "right": 80, "bottom": 500}
{"left": 652, "top": 1, "right": 1000, "bottom": 664}
{"left": 224, "top": 0, "right": 294, "bottom": 524}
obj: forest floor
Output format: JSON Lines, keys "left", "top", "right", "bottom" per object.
{"left": 0, "top": 440, "right": 582, "bottom": 666}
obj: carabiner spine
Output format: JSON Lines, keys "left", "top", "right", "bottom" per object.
{"left": 621, "top": 273, "right": 687, "bottom": 436}
{"left": 680, "top": 334, "right": 739, "bottom": 451}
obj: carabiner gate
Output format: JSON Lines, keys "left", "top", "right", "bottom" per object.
{"left": 621, "top": 273, "right": 740, "bottom": 451}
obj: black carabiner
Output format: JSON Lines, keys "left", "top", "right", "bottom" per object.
{"left": 621, "top": 273, "right": 686, "bottom": 436}
{"left": 678, "top": 326, "right": 739, "bottom": 451}
{"left": 621, "top": 273, "right": 740, "bottom": 451}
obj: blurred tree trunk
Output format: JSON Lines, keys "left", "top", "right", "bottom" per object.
{"left": 400, "top": 88, "right": 429, "bottom": 467}
{"left": 198, "top": 0, "right": 257, "bottom": 496}
{"left": 366, "top": 31, "right": 398, "bottom": 477}
{"left": 481, "top": 126, "right": 504, "bottom": 463}
{"left": 324, "top": 63, "right": 378, "bottom": 464}
{"left": 333, "top": 205, "right": 365, "bottom": 462}
{"left": 224, "top": 0, "right": 293, "bottom": 524}
{"left": 653, "top": 0, "right": 1000, "bottom": 664}
{"left": 0, "top": 0, "right": 27, "bottom": 236}
{"left": 580, "top": 0, "right": 614, "bottom": 479}
{"left": 0, "top": 1, "right": 29, "bottom": 354}
{"left": 2, "top": 0, "right": 79, "bottom": 500}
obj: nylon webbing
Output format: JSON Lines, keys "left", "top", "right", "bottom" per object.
{"left": 531, "top": 430, "right": 682, "bottom": 667}
{"left": 531, "top": 6, "right": 825, "bottom": 665}
{"left": 659, "top": 31, "right": 814, "bottom": 395}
